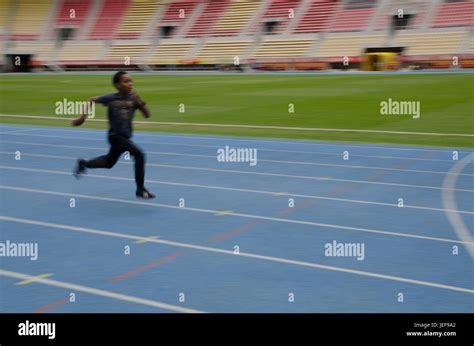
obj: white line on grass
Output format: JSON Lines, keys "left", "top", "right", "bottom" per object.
{"left": 1, "top": 184, "right": 473, "bottom": 245}
{"left": 1, "top": 114, "right": 473, "bottom": 137}
{"left": 1, "top": 165, "right": 473, "bottom": 215}
{"left": 442, "top": 154, "right": 474, "bottom": 258}
{"left": 0, "top": 269, "right": 204, "bottom": 313}
{"left": 2, "top": 139, "right": 473, "bottom": 177}
{"left": 1, "top": 216, "right": 473, "bottom": 294}
{"left": 1, "top": 151, "right": 472, "bottom": 192}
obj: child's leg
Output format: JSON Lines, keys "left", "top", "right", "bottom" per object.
{"left": 84, "top": 136, "right": 123, "bottom": 169}
{"left": 123, "top": 140, "right": 146, "bottom": 190}
{"left": 122, "top": 139, "right": 154, "bottom": 198}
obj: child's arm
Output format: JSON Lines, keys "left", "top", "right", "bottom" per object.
{"left": 132, "top": 93, "right": 151, "bottom": 118}
{"left": 71, "top": 96, "right": 99, "bottom": 126}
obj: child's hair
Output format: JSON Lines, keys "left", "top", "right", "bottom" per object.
{"left": 113, "top": 71, "right": 128, "bottom": 85}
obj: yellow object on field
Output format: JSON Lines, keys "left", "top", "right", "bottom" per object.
{"left": 362, "top": 52, "right": 400, "bottom": 71}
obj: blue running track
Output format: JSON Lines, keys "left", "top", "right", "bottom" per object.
{"left": 0, "top": 124, "right": 473, "bottom": 313}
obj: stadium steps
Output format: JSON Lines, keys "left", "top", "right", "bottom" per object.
{"left": 176, "top": 1, "right": 207, "bottom": 38}
{"left": 243, "top": 0, "right": 275, "bottom": 62}
{"left": 322, "top": 0, "right": 343, "bottom": 32}
{"left": 88, "top": 0, "right": 131, "bottom": 40}
{"left": 142, "top": 2, "right": 168, "bottom": 39}
{"left": 147, "top": 40, "right": 196, "bottom": 65}
{"left": 293, "top": 0, "right": 339, "bottom": 34}
{"left": 10, "top": 0, "right": 52, "bottom": 40}
{"left": 186, "top": 0, "right": 230, "bottom": 38}
{"left": 459, "top": 28, "right": 473, "bottom": 54}
{"left": 116, "top": 0, "right": 161, "bottom": 39}
{"left": 105, "top": 41, "right": 150, "bottom": 65}
{"left": 306, "top": 33, "right": 325, "bottom": 57}
{"left": 186, "top": 38, "right": 205, "bottom": 61}
{"left": 161, "top": 1, "right": 200, "bottom": 38}
{"left": 365, "top": 0, "right": 390, "bottom": 32}
{"left": 420, "top": 0, "right": 442, "bottom": 29}
{"left": 240, "top": 0, "right": 270, "bottom": 36}
{"left": 374, "top": 0, "right": 430, "bottom": 32}
{"left": 40, "top": 0, "right": 61, "bottom": 40}
{"left": 212, "top": 0, "right": 260, "bottom": 37}
{"left": 75, "top": 0, "right": 102, "bottom": 40}
{"left": 195, "top": 39, "right": 252, "bottom": 64}
{"left": 249, "top": 0, "right": 302, "bottom": 35}
{"left": 46, "top": 0, "right": 92, "bottom": 40}
{"left": 285, "top": 0, "right": 311, "bottom": 35}
{"left": 140, "top": 40, "right": 158, "bottom": 68}
{"left": 468, "top": 30, "right": 474, "bottom": 54}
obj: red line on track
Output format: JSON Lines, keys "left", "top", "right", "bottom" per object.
{"left": 208, "top": 222, "right": 259, "bottom": 243}
{"left": 32, "top": 299, "right": 68, "bottom": 313}
{"left": 111, "top": 251, "right": 183, "bottom": 282}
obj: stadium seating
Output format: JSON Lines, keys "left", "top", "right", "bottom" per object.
{"left": 315, "top": 34, "right": 384, "bottom": 57}
{"left": 89, "top": 0, "right": 130, "bottom": 39}
{"left": 253, "top": 38, "right": 314, "bottom": 59}
{"left": 55, "top": 0, "right": 92, "bottom": 27}
{"left": 0, "top": 0, "right": 10, "bottom": 33}
{"left": 329, "top": 6, "right": 375, "bottom": 32}
{"left": 7, "top": 41, "right": 55, "bottom": 63}
{"left": 187, "top": 0, "right": 230, "bottom": 37}
{"left": 160, "top": 0, "right": 199, "bottom": 37}
{"left": 116, "top": 0, "right": 161, "bottom": 39}
{"left": 294, "top": 0, "right": 339, "bottom": 33}
{"left": 393, "top": 31, "right": 467, "bottom": 55}
{"left": 212, "top": 0, "right": 260, "bottom": 37}
{"left": 10, "top": 0, "right": 51, "bottom": 40}
{"left": 147, "top": 41, "right": 196, "bottom": 64}
{"left": 105, "top": 42, "right": 150, "bottom": 64}
{"left": 250, "top": 0, "right": 301, "bottom": 34}
{"left": 374, "top": 0, "right": 428, "bottom": 31}
{"left": 2, "top": 0, "right": 474, "bottom": 68}
{"left": 196, "top": 40, "right": 252, "bottom": 63}
{"left": 432, "top": 1, "right": 474, "bottom": 28}
{"left": 57, "top": 40, "right": 105, "bottom": 63}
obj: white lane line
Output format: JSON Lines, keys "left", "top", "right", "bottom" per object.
{"left": 1, "top": 184, "right": 473, "bottom": 245}
{"left": 2, "top": 114, "right": 473, "bottom": 137}
{"left": 1, "top": 165, "right": 473, "bottom": 215}
{"left": 2, "top": 151, "right": 472, "bottom": 192}
{"left": 0, "top": 269, "right": 204, "bottom": 313}
{"left": 1, "top": 131, "right": 468, "bottom": 163}
{"left": 1, "top": 216, "right": 473, "bottom": 294}
{"left": 442, "top": 153, "right": 474, "bottom": 258}
{"left": 19, "top": 124, "right": 474, "bottom": 154}
{"left": 2, "top": 140, "right": 473, "bottom": 177}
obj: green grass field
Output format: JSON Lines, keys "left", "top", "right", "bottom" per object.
{"left": 1, "top": 73, "right": 473, "bottom": 147}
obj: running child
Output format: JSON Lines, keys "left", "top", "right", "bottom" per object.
{"left": 71, "top": 71, "right": 155, "bottom": 199}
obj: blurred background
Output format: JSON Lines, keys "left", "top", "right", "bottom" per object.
{"left": 0, "top": 0, "right": 473, "bottom": 72}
